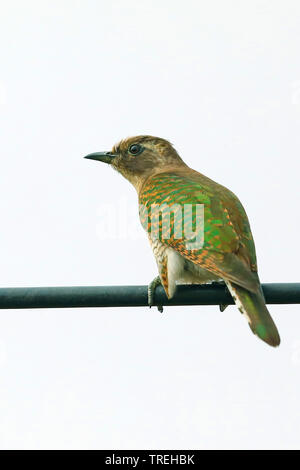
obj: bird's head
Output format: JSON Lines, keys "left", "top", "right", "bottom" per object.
{"left": 84, "top": 135, "right": 186, "bottom": 190}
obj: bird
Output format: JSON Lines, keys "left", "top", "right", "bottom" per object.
{"left": 85, "top": 135, "right": 280, "bottom": 347}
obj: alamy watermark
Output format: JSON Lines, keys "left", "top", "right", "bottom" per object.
{"left": 139, "top": 203, "right": 204, "bottom": 250}
{"left": 95, "top": 198, "right": 205, "bottom": 250}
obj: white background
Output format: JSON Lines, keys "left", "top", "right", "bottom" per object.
{"left": 0, "top": 0, "right": 300, "bottom": 450}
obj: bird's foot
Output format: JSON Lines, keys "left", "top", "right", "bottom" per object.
{"left": 216, "top": 280, "right": 228, "bottom": 311}
{"left": 219, "top": 304, "right": 228, "bottom": 312}
{"left": 148, "top": 276, "right": 164, "bottom": 313}
{"left": 210, "top": 280, "right": 228, "bottom": 311}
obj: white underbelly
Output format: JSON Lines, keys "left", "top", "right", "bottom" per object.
{"left": 149, "top": 237, "right": 221, "bottom": 298}
{"left": 168, "top": 248, "right": 220, "bottom": 284}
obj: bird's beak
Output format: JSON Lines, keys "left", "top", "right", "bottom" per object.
{"left": 84, "top": 152, "right": 117, "bottom": 164}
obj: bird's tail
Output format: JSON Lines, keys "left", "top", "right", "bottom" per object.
{"left": 225, "top": 280, "right": 280, "bottom": 347}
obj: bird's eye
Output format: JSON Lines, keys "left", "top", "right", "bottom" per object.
{"left": 128, "top": 144, "right": 143, "bottom": 156}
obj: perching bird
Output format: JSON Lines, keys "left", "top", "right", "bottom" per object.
{"left": 85, "top": 135, "right": 280, "bottom": 347}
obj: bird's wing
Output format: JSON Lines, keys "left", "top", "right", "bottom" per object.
{"left": 139, "top": 170, "right": 259, "bottom": 293}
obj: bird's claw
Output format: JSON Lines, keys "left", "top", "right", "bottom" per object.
{"left": 148, "top": 276, "right": 164, "bottom": 313}
{"left": 211, "top": 281, "right": 227, "bottom": 311}
{"left": 219, "top": 304, "right": 228, "bottom": 312}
